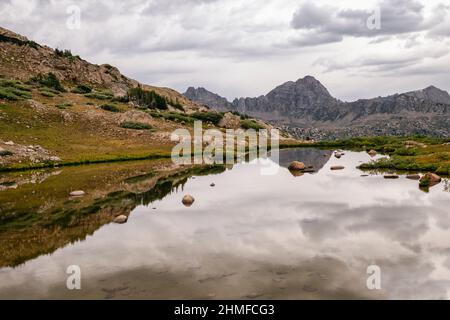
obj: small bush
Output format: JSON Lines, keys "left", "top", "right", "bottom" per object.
{"left": 71, "top": 84, "right": 92, "bottom": 94}
{"left": 240, "top": 119, "right": 265, "bottom": 130}
{"left": 28, "top": 73, "right": 66, "bottom": 92}
{"left": 40, "top": 91, "right": 55, "bottom": 97}
{"left": 128, "top": 86, "right": 168, "bottom": 110}
{"left": 85, "top": 91, "right": 113, "bottom": 100}
{"left": 191, "top": 111, "right": 223, "bottom": 125}
{"left": 100, "top": 103, "right": 120, "bottom": 112}
{"left": 0, "top": 88, "right": 19, "bottom": 101}
{"left": 0, "top": 79, "right": 32, "bottom": 100}
{"left": 56, "top": 103, "right": 73, "bottom": 109}
{"left": 120, "top": 122, "right": 153, "bottom": 130}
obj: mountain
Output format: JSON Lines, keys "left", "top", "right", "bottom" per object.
{"left": 184, "top": 87, "right": 233, "bottom": 111}
{"left": 183, "top": 76, "right": 450, "bottom": 139}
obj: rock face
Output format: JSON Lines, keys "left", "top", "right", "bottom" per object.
{"left": 218, "top": 112, "right": 241, "bottom": 129}
{"left": 184, "top": 76, "right": 450, "bottom": 139}
{"left": 184, "top": 87, "right": 233, "bottom": 112}
{"left": 182, "top": 195, "right": 195, "bottom": 206}
{"left": 288, "top": 161, "right": 306, "bottom": 171}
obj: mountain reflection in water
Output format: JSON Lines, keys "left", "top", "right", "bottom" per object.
{"left": 0, "top": 149, "right": 449, "bottom": 300}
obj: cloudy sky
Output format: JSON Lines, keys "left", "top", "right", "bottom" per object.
{"left": 1, "top": 0, "right": 450, "bottom": 101}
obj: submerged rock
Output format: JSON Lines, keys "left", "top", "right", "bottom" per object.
{"left": 182, "top": 195, "right": 195, "bottom": 206}
{"left": 113, "top": 215, "right": 128, "bottom": 224}
{"left": 330, "top": 165, "right": 345, "bottom": 170}
{"left": 384, "top": 174, "right": 399, "bottom": 179}
{"left": 406, "top": 174, "right": 421, "bottom": 180}
{"left": 288, "top": 161, "right": 306, "bottom": 171}
{"left": 70, "top": 190, "right": 85, "bottom": 197}
{"left": 210, "top": 183, "right": 215, "bottom": 187}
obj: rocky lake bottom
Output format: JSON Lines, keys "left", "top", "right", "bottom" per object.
{"left": 0, "top": 148, "right": 449, "bottom": 299}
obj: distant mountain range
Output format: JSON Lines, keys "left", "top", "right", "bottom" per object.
{"left": 184, "top": 76, "right": 450, "bottom": 139}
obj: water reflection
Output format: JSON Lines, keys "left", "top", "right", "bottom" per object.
{"left": 0, "top": 149, "right": 449, "bottom": 299}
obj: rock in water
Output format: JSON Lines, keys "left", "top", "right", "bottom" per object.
{"left": 113, "top": 215, "right": 128, "bottom": 224}
{"left": 406, "top": 174, "right": 421, "bottom": 180}
{"left": 210, "top": 183, "right": 215, "bottom": 187}
{"left": 288, "top": 161, "right": 306, "bottom": 171}
{"left": 182, "top": 195, "right": 195, "bottom": 206}
{"left": 419, "top": 173, "right": 442, "bottom": 187}
{"left": 334, "top": 152, "right": 342, "bottom": 158}
{"left": 384, "top": 174, "right": 399, "bottom": 179}
{"left": 70, "top": 190, "right": 85, "bottom": 197}
{"left": 368, "top": 150, "right": 377, "bottom": 157}
{"left": 330, "top": 165, "right": 345, "bottom": 170}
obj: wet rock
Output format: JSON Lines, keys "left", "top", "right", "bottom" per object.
{"left": 182, "top": 194, "right": 195, "bottom": 206}
{"left": 368, "top": 150, "right": 377, "bottom": 157}
{"left": 360, "top": 174, "right": 369, "bottom": 177}
{"left": 406, "top": 174, "right": 421, "bottom": 180}
{"left": 334, "top": 152, "right": 342, "bottom": 158}
{"left": 384, "top": 174, "right": 399, "bottom": 179}
{"left": 419, "top": 173, "right": 441, "bottom": 187}
{"left": 330, "top": 165, "right": 345, "bottom": 170}
{"left": 113, "top": 215, "right": 128, "bottom": 224}
{"left": 210, "top": 183, "right": 215, "bottom": 187}
{"left": 70, "top": 190, "right": 85, "bottom": 197}
{"left": 288, "top": 161, "right": 306, "bottom": 171}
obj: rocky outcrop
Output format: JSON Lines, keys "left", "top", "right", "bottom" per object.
{"left": 218, "top": 112, "right": 241, "bottom": 129}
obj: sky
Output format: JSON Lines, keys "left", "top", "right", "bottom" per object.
{"left": 1, "top": 0, "right": 450, "bottom": 101}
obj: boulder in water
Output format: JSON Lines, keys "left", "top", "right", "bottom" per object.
{"left": 288, "top": 161, "right": 306, "bottom": 171}
{"left": 113, "top": 215, "right": 128, "bottom": 224}
{"left": 182, "top": 195, "right": 195, "bottom": 206}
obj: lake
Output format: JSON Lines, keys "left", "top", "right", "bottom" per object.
{"left": 0, "top": 148, "right": 449, "bottom": 299}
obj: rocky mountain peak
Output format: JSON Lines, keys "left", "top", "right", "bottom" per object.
{"left": 403, "top": 85, "right": 450, "bottom": 104}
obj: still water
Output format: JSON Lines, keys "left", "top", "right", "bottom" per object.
{"left": 0, "top": 148, "right": 449, "bottom": 299}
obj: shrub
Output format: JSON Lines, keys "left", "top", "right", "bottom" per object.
{"left": 71, "top": 84, "right": 92, "bottom": 94}
{"left": 0, "top": 88, "right": 19, "bottom": 100}
{"left": 40, "top": 91, "right": 55, "bottom": 97}
{"left": 191, "top": 111, "right": 223, "bottom": 125}
{"left": 28, "top": 73, "right": 66, "bottom": 92}
{"left": 127, "top": 86, "right": 168, "bottom": 110}
{"left": 56, "top": 103, "right": 73, "bottom": 109}
{"left": 85, "top": 92, "right": 112, "bottom": 100}
{"left": 120, "top": 122, "right": 153, "bottom": 130}
{"left": 240, "top": 119, "right": 265, "bottom": 130}
{"left": 100, "top": 103, "right": 120, "bottom": 112}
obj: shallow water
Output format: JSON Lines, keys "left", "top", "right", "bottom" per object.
{"left": 0, "top": 148, "right": 449, "bottom": 299}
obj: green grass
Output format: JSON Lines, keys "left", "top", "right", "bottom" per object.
{"left": 120, "top": 122, "right": 153, "bottom": 130}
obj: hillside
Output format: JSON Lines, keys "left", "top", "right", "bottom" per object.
{"left": 0, "top": 27, "right": 289, "bottom": 171}
{"left": 184, "top": 76, "right": 450, "bottom": 140}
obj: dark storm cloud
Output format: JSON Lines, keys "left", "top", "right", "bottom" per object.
{"left": 290, "top": 0, "right": 448, "bottom": 46}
